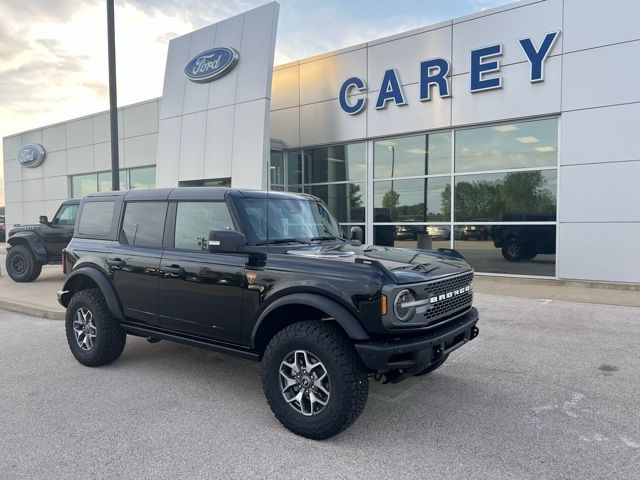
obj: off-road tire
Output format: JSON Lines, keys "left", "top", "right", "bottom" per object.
{"left": 6, "top": 245, "right": 42, "bottom": 282}
{"left": 262, "top": 321, "right": 369, "bottom": 440}
{"left": 415, "top": 353, "right": 449, "bottom": 376}
{"left": 65, "top": 289, "right": 126, "bottom": 367}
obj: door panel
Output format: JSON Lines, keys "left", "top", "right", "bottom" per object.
{"left": 108, "top": 244, "right": 162, "bottom": 325}
{"left": 158, "top": 250, "right": 246, "bottom": 344}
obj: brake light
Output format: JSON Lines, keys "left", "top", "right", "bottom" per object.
{"left": 381, "top": 294, "right": 388, "bottom": 316}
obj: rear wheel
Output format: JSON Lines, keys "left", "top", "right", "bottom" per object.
{"left": 65, "top": 289, "right": 126, "bottom": 367}
{"left": 6, "top": 245, "right": 41, "bottom": 282}
{"left": 502, "top": 240, "right": 530, "bottom": 262}
{"left": 262, "top": 321, "right": 369, "bottom": 440}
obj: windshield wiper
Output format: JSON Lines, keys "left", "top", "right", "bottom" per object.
{"left": 309, "top": 236, "right": 346, "bottom": 242}
{"left": 256, "top": 238, "right": 309, "bottom": 246}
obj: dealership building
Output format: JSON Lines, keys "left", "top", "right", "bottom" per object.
{"left": 2, "top": 0, "right": 639, "bottom": 284}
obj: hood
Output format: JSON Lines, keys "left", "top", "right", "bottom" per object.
{"left": 7, "top": 224, "right": 40, "bottom": 236}
{"left": 286, "top": 242, "right": 472, "bottom": 284}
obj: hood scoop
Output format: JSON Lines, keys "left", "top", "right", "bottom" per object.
{"left": 286, "top": 246, "right": 356, "bottom": 258}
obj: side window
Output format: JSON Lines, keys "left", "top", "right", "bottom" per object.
{"left": 53, "top": 205, "right": 79, "bottom": 226}
{"left": 77, "top": 202, "right": 115, "bottom": 237}
{"left": 174, "top": 202, "right": 235, "bottom": 250}
{"left": 120, "top": 202, "right": 167, "bottom": 248}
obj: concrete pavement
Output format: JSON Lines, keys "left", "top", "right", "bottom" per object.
{"left": 1, "top": 294, "right": 639, "bottom": 479}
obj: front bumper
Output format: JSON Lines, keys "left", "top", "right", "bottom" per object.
{"left": 355, "top": 307, "right": 479, "bottom": 375}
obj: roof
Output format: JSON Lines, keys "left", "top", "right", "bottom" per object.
{"left": 82, "top": 187, "right": 314, "bottom": 202}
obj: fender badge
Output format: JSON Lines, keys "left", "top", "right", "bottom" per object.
{"left": 246, "top": 272, "right": 257, "bottom": 284}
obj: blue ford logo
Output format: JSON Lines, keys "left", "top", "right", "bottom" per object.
{"left": 184, "top": 47, "right": 240, "bottom": 83}
{"left": 17, "top": 144, "right": 45, "bottom": 168}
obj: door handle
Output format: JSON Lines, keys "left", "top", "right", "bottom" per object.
{"left": 163, "top": 265, "right": 185, "bottom": 275}
{"left": 107, "top": 258, "right": 125, "bottom": 268}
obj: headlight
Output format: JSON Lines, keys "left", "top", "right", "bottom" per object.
{"left": 393, "top": 289, "right": 416, "bottom": 322}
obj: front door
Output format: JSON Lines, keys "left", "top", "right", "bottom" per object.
{"left": 45, "top": 203, "right": 79, "bottom": 259}
{"left": 109, "top": 201, "right": 167, "bottom": 326}
{"left": 158, "top": 201, "right": 245, "bottom": 344}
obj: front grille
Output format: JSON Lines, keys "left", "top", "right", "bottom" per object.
{"left": 422, "top": 271, "right": 474, "bottom": 324}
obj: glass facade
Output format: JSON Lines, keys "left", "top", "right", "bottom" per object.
{"left": 284, "top": 117, "right": 558, "bottom": 277}
{"left": 71, "top": 167, "right": 156, "bottom": 198}
{"left": 282, "top": 142, "right": 367, "bottom": 234}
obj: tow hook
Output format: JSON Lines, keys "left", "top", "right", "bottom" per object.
{"left": 471, "top": 327, "right": 479, "bottom": 339}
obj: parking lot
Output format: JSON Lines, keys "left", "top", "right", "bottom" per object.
{"left": 1, "top": 293, "right": 639, "bottom": 479}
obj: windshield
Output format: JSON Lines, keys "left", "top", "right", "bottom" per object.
{"left": 238, "top": 197, "right": 344, "bottom": 245}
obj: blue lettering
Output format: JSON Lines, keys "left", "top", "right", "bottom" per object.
{"left": 339, "top": 76, "right": 367, "bottom": 114}
{"left": 419, "top": 58, "right": 450, "bottom": 101}
{"left": 470, "top": 44, "right": 503, "bottom": 92}
{"left": 519, "top": 31, "right": 560, "bottom": 83}
{"left": 375, "top": 68, "right": 406, "bottom": 109}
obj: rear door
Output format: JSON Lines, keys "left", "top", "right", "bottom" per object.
{"left": 108, "top": 201, "right": 167, "bottom": 326}
{"left": 158, "top": 200, "right": 246, "bottom": 344}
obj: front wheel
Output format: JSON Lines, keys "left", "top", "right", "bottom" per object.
{"left": 65, "top": 289, "right": 126, "bottom": 367}
{"left": 262, "top": 321, "right": 369, "bottom": 440}
{"left": 6, "top": 245, "right": 42, "bottom": 282}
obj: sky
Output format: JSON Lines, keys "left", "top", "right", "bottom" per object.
{"left": 0, "top": 0, "right": 517, "bottom": 206}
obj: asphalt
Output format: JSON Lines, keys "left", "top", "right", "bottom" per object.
{"left": 1, "top": 294, "right": 639, "bottom": 479}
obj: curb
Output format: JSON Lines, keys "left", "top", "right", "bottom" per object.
{"left": 0, "top": 299, "right": 65, "bottom": 320}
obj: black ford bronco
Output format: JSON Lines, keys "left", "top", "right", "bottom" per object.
{"left": 58, "top": 188, "right": 479, "bottom": 439}
{"left": 5, "top": 199, "right": 79, "bottom": 282}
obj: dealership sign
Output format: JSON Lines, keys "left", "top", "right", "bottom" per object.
{"left": 17, "top": 144, "right": 45, "bottom": 168}
{"left": 339, "top": 31, "right": 560, "bottom": 114}
{"left": 184, "top": 47, "right": 240, "bottom": 83}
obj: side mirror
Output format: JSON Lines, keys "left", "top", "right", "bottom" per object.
{"left": 350, "top": 226, "right": 363, "bottom": 243}
{"left": 208, "top": 230, "right": 246, "bottom": 253}
{"left": 39, "top": 216, "right": 49, "bottom": 225}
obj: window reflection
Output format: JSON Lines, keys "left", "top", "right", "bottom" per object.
{"left": 374, "top": 132, "right": 451, "bottom": 178}
{"left": 270, "top": 150, "right": 285, "bottom": 187}
{"left": 373, "top": 177, "right": 450, "bottom": 222}
{"left": 304, "top": 143, "right": 365, "bottom": 184}
{"left": 455, "top": 118, "right": 558, "bottom": 173}
{"left": 455, "top": 224, "right": 556, "bottom": 276}
{"left": 287, "top": 150, "right": 303, "bottom": 186}
{"left": 305, "top": 183, "right": 365, "bottom": 223}
{"left": 373, "top": 224, "right": 452, "bottom": 249}
{"left": 455, "top": 170, "right": 556, "bottom": 222}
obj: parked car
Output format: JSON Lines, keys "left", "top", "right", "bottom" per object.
{"left": 395, "top": 224, "right": 425, "bottom": 240}
{"left": 0, "top": 215, "right": 5, "bottom": 242}
{"left": 5, "top": 199, "right": 80, "bottom": 282}
{"left": 491, "top": 224, "right": 556, "bottom": 261}
{"left": 426, "top": 225, "right": 451, "bottom": 240}
{"left": 460, "top": 225, "right": 490, "bottom": 241}
{"left": 58, "top": 188, "right": 479, "bottom": 439}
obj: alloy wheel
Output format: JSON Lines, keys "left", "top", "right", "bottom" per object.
{"left": 279, "top": 350, "right": 331, "bottom": 416}
{"left": 72, "top": 307, "right": 97, "bottom": 351}
{"left": 11, "top": 255, "right": 26, "bottom": 274}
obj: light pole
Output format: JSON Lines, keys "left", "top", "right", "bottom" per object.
{"left": 107, "top": 0, "right": 120, "bottom": 191}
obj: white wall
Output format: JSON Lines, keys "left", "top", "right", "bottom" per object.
{"left": 2, "top": 98, "right": 159, "bottom": 226}
{"left": 156, "top": 2, "right": 279, "bottom": 191}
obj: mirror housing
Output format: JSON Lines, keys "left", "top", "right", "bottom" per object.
{"left": 208, "top": 230, "right": 246, "bottom": 253}
{"left": 350, "top": 226, "right": 363, "bottom": 243}
{"left": 39, "top": 216, "right": 49, "bottom": 225}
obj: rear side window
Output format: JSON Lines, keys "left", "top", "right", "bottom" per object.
{"left": 120, "top": 202, "right": 167, "bottom": 248}
{"left": 174, "top": 202, "right": 235, "bottom": 250}
{"left": 77, "top": 202, "right": 115, "bottom": 237}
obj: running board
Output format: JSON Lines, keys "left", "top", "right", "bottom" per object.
{"left": 121, "top": 324, "right": 259, "bottom": 361}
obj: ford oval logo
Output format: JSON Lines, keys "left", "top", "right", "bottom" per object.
{"left": 184, "top": 47, "right": 239, "bottom": 83}
{"left": 17, "top": 144, "right": 45, "bottom": 168}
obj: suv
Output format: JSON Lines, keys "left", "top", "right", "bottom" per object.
{"left": 5, "top": 199, "right": 80, "bottom": 282}
{"left": 58, "top": 188, "right": 479, "bottom": 439}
